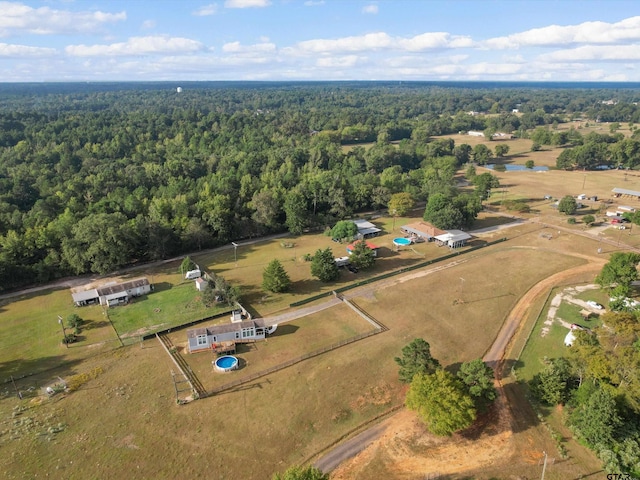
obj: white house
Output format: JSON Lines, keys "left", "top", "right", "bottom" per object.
{"left": 434, "top": 230, "right": 472, "bottom": 249}
{"left": 468, "top": 131, "right": 484, "bottom": 137}
{"left": 187, "top": 319, "right": 277, "bottom": 353}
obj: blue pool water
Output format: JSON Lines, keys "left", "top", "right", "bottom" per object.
{"left": 485, "top": 164, "right": 549, "bottom": 171}
{"left": 215, "top": 355, "right": 238, "bottom": 371}
{"left": 393, "top": 237, "right": 412, "bottom": 246}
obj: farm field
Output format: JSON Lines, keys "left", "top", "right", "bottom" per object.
{"left": 171, "top": 302, "right": 376, "bottom": 392}
{"left": 0, "top": 237, "right": 604, "bottom": 480}
{"left": 2, "top": 120, "right": 637, "bottom": 479}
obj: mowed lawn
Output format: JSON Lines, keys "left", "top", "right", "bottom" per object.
{"left": 0, "top": 289, "right": 120, "bottom": 380}
{"left": 170, "top": 302, "right": 376, "bottom": 392}
{"left": 193, "top": 211, "right": 479, "bottom": 317}
{"left": 0, "top": 241, "right": 595, "bottom": 480}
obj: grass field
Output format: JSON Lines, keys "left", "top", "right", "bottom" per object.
{"left": 0, "top": 240, "right": 595, "bottom": 480}
{"left": 1, "top": 120, "right": 632, "bottom": 478}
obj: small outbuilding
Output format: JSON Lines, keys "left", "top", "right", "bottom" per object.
{"left": 346, "top": 240, "right": 379, "bottom": 257}
{"left": 195, "top": 277, "right": 208, "bottom": 291}
{"left": 352, "top": 219, "right": 382, "bottom": 239}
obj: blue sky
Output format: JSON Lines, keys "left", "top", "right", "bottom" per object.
{"left": 1, "top": 0, "right": 640, "bottom": 82}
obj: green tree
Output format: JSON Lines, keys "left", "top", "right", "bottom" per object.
{"left": 529, "top": 358, "right": 575, "bottom": 405}
{"left": 457, "top": 359, "right": 497, "bottom": 409}
{"left": 180, "top": 256, "right": 196, "bottom": 276}
{"left": 494, "top": 143, "right": 509, "bottom": 157}
{"left": 272, "top": 465, "right": 329, "bottom": 480}
{"left": 394, "top": 338, "right": 441, "bottom": 384}
{"left": 262, "top": 259, "right": 291, "bottom": 293}
{"left": 595, "top": 252, "right": 640, "bottom": 296}
{"left": 472, "top": 172, "right": 500, "bottom": 201}
{"left": 569, "top": 386, "right": 621, "bottom": 448}
{"left": 284, "top": 189, "right": 308, "bottom": 235}
{"left": 582, "top": 214, "right": 595, "bottom": 226}
{"left": 558, "top": 195, "right": 577, "bottom": 215}
{"left": 406, "top": 369, "right": 477, "bottom": 436}
{"left": 525, "top": 160, "right": 535, "bottom": 169}
{"left": 66, "top": 314, "right": 84, "bottom": 333}
{"left": 310, "top": 247, "right": 339, "bottom": 282}
{"left": 472, "top": 144, "right": 493, "bottom": 165}
{"left": 349, "top": 240, "right": 375, "bottom": 270}
{"left": 388, "top": 192, "right": 415, "bottom": 217}
{"left": 61, "top": 212, "right": 136, "bottom": 275}
{"left": 328, "top": 220, "right": 357, "bottom": 242}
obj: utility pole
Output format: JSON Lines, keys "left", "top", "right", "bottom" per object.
{"left": 231, "top": 242, "right": 238, "bottom": 265}
{"left": 58, "top": 315, "right": 68, "bottom": 348}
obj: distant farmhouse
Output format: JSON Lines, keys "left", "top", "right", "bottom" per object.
{"left": 612, "top": 187, "right": 640, "bottom": 200}
{"left": 401, "top": 221, "right": 472, "bottom": 249}
{"left": 72, "top": 277, "right": 151, "bottom": 307}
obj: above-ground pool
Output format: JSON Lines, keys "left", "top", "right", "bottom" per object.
{"left": 393, "top": 237, "right": 412, "bottom": 247}
{"left": 214, "top": 355, "right": 238, "bottom": 372}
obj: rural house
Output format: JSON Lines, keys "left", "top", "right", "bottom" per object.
{"left": 187, "top": 319, "right": 277, "bottom": 353}
{"left": 72, "top": 277, "right": 152, "bottom": 307}
{"left": 401, "top": 221, "right": 446, "bottom": 242}
{"left": 346, "top": 240, "right": 379, "bottom": 257}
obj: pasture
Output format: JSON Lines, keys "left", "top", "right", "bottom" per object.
{"left": 0, "top": 120, "right": 633, "bottom": 478}
{"left": 0, "top": 235, "right": 598, "bottom": 480}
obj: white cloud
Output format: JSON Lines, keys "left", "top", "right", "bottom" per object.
{"left": 222, "top": 41, "right": 276, "bottom": 53}
{"left": 304, "top": 0, "right": 324, "bottom": 5}
{"left": 224, "top": 0, "right": 271, "bottom": 8}
{"left": 290, "top": 31, "right": 473, "bottom": 55}
{"left": 316, "top": 55, "right": 360, "bottom": 68}
{"left": 193, "top": 3, "right": 218, "bottom": 16}
{"left": 0, "top": 42, "right": 56, "bottom": 57}
{"left": 0, "top": 1, "right": 126, "bottom": 36}
{"left": 485, "top": 16, "right": 640, "bottom": 49}
{"left": 141, "top": 20, "right": 156, "bottom": 30}
{"left": 65, "top": 36, "right": 205, "bottom": 57}
{"left": 362, "top": 5, "right": 378, "bottom": 14}
{"left": 539, "top": 44, "right": 640, "bottom": 62}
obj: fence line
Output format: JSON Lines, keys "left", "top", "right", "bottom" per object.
{"left": 208, "top": 327, "right": 384, "bottom": 396}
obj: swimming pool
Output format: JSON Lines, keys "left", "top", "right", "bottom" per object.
{"left": 214, "top": 355, "right": 238, "bottom": 372}
{"left": 393, "top": 237, "right": 412, "bottom": 247}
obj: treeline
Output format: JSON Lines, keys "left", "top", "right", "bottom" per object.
{"left": 0, "top": 83, "right": 639, "bottom": 291}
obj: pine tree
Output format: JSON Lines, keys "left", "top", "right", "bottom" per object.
{"left": 262, "top": 259, "right": 292, "bottom": 293}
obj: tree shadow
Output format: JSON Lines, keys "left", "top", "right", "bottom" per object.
{"left": 150, "top": 281, "right": 172, "bottom": 293}
{"left": 81, "top": 319, "right": 110, "bottom": 330}
{"left": 1, "top": 355, "right": 85, "bottom": 393}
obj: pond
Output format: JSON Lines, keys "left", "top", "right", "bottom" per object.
{"left": 485, "top": 164, "right": 549, "bottom": 171}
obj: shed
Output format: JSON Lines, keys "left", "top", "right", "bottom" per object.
{"left": 72, "top": 288, "right": 100, "bottom": 307}
{"left": 195, "top": 277, "right": 208, "bottom": 291}
{"left": 352, "top": 219, "right": 382, "bottom": 239}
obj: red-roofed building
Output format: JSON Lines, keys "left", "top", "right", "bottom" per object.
{"left": 346, "top": 240, "right": 378, "bottom": 257}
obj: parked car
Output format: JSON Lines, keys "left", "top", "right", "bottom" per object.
{"left": 586, "top": 300, "right": 604, "bottom": 310}
{"left": 347, "top": 265, "right": 358, "bottom": 273}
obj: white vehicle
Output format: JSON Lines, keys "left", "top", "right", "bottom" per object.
{"left": 586, "top": 300, "right": 604, "bottom": 310}
{"left": 185, "top": 269, "right": 201, "bottom": 280}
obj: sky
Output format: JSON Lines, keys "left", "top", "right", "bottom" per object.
{"left": 1, "top": 0, "right": 640, "bottom": 82}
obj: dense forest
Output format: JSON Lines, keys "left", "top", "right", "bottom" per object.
{"left": 1, "top": 82, "right": 640, "bottom": 291}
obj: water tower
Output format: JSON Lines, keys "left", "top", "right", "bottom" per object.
{"left": 176, "top": 86, "right": 183, "bottom": 93}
